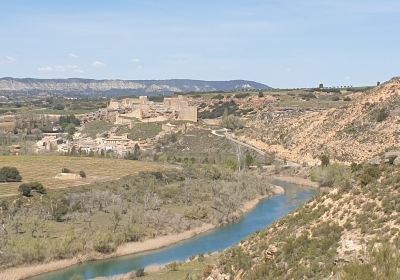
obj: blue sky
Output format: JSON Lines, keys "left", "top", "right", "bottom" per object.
{"left": 0, "top": 0, "right": 399, "bottom": 88}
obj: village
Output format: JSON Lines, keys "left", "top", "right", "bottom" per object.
{"left": 29, "top": 95, "right": 198, "bottom": 158}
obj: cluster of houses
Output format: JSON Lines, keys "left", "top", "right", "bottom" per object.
{"left": 35, "top": 121, "right": 188, "bottom": 158}
{"left": 35, "top": 132, "right": 149, "bottom": 157}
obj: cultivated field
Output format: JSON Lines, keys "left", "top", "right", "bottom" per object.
{"left": 0, "top": 155, "right": 167, "bottom": 197}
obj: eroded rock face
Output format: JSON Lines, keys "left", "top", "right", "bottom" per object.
{"left": 241, "top": 77, "right": 400, "bottom": 164}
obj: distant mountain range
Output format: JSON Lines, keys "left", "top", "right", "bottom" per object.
{"left": 0, "top": 77, "right": 271, "bottom": 97}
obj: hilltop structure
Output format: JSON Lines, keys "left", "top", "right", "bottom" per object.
{"left": 108, "top": 95, "right": 197, "bottom": 125}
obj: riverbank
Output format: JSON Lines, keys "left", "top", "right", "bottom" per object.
{"left": 0, "top": 192, "right": 275, "bottom": 280}
{"left": 271, "top": 175, "right": 319, "bottom": 188}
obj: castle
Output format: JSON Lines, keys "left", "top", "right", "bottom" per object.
{"left": 107, "top": 95, "right": 197, "bottom": 126}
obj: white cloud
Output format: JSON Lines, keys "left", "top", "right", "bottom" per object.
{"left": 131, "top": 58, "right": 141, "bottom": 63}
{"left": 92, "top": 60, "right": 105, "bottom": 67}
{"left": 0, "top": 56, "right": 16, "bottom": 65}
{"left": 68, "top": 53, "right": 79, "bottom": 58}
{"left": 38, "top": 64, "right": 84, "bottom": 73}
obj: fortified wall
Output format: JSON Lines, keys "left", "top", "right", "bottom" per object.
{"left": 108, "top": 95, "right": 197, "bottom": 123}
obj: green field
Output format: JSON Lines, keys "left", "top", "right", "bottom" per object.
{"left": 0, "top": 155, "right": 167, "bottom": 197}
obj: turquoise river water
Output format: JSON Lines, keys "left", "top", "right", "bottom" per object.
{"left": 31, "top": 181, "right": 315, "bottom": 280}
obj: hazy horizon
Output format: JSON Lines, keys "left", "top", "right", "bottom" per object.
{"left": 1, "top": 0, "right": 399, "bottom": 88}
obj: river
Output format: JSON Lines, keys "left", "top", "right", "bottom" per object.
{"left": 31, "top": 181, "right": 315, "bottom": 280}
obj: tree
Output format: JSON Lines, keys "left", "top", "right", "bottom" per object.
{"left": 0, "top": 166, "right": 22, "bottom": 182}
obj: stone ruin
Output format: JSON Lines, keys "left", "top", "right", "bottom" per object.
{"left": 107, "top": 95, "right": 197, "bottom": 124}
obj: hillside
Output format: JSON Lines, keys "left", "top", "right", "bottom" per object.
{"left": 0, "top": 78, "right": 271, "bottom": 96}
{"left": 239, "top": 77, "right": 400, "bottom": 164}
{"left": 208, "top": 161, "right": 400, "bottom": 279}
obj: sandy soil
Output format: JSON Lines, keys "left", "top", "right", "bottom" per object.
{"left": 0, "top": 195, "right": 270, "bottom": 280}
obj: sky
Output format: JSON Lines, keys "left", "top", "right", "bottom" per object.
{"left": 0, "top": 0, "right": 399, "bottom": 88}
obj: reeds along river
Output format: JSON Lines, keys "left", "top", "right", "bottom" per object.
{"left": 31, "top": 181, "right": 315, "bottom": 280}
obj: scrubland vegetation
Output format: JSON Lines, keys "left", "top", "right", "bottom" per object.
{"left": 210, "top": 159, "right": 400, "bottom": 279}
{"left": 0, "top": 166, "right": 274, "bottom": 269}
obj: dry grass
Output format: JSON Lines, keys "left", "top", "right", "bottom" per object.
{"left": 0, "top": 155, "right": 167, "bottom": 197}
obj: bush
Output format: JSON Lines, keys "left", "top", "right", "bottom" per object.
{"left": 320, "top": 155, "right": 330, "bottom": 167}
{"left": 310, "top": 164, "right": 350, "bottom": 188}
{"left": 93, "top": 233, "right": 115, "bottom": 253}
{"left": 258, "top": 91, "right": 264, "bottom": 97}
{"left": 166, "top": 261, "right": 180, "bottom": 271}
{"left": 359, "top": 165, "right": 381, "bottom": 186}
{"left": 62, "top": 167, "right": 72, "bottom": 173}
{"left": 135, "top": 268, "right": 145, "bottom": 277}
{"left": 19, "top": 184, "right": 32, "bottom": 197}
{"left": 0, "top": 166, "right": 22, "bottom": 182}
{"left": 52, "top": 103, "right": 65, "bottom": 110}
{"left": 372, "top": 108, "right": 389, "bottom": 122}
{"left": 245, "top": 153, "right": 254, "bottom": 167}
{"left": 211, "top": 94, "right": 224, "bottom": 100}
{"left": 19, "top": 182, "right": 46, "bottom": 197}
{"left": 79, "top": 170, "right": 86, "bottom": 178}
{"left": 234, "top": 93, "right": 250, "bottom": 99}
{"left": 343, "top": 96, "right": 352, "bottom": 101}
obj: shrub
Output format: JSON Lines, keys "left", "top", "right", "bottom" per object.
{"left": 350, "top": 162, "right": 362, "bottom": 173}
{"left": 234, "top": 93, "right": 250, "bottom": 99}
{"left": 135, "top": 268, "right": 145, "bottom": 277}
{"left": 360, "top": 165, "right": 381, "bottom": 186}
{"left": 79, "top": 170, "right": 86, "bottom": 178}
{"left": 62, "top": 167, "right": 72, "bottom": 173}
{"left": 320, "top": 155, "right": 330, "bottom": 167}
{"left": 225, "top": 159, "right": 238, "bottom": 171}
{"left": 52, "top": 103, "right": 65, "bottom": 110}
{"left": 93, "top": 233, "right": 115, "bottom": 254}
{"left": 0, "top": 166, "right": 22, "bottom": 182}
{"left": 340, "top": 244, "right": 400, "bottom": 280}
{"left": 310, "top": 164, "right": 350, "bottom": 188}
{"left": 245, "top": 153, "right": 254, "bottom": 167}
{"left": 343, "top": 96, "right": 352, "bottom": 101}
{"left": 211, "top": 94, "right": 224, "bottom": 100}
{"left": 19, "top": 184, "right": 32, "bottom": 197}
{"left": 18, "top": 182, "right": 46, "bottom": 196}
{"left": 258, "top": 91, "right": 264, "bottom": 97}
{"left": 372, "top": 108, "right": 389, "bottom": 122}
{"left": 203, "top": 265, "right": 214, "bottom": 278}
{"left": 166, "top": 261, "right": 180, "bottom": 271}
